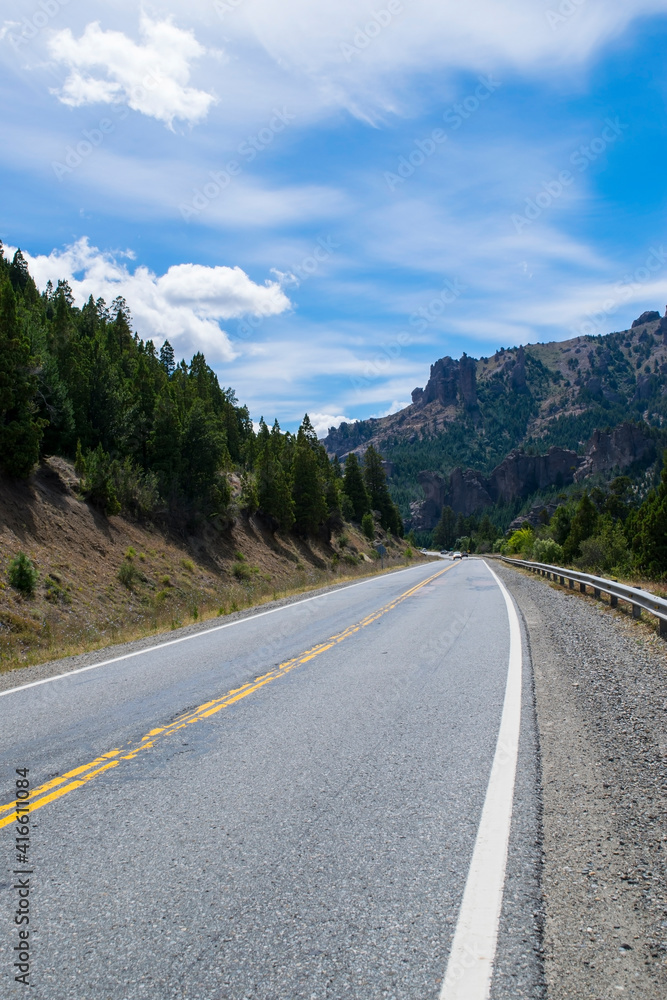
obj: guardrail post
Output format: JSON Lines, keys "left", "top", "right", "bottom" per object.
{"left": 632, "top": 603, "right": 641, "bottom": 619}
{"left": 579, "top": 582, "right": 586, "bottom": 593}
{"left": 559, "top": 575, "right": 565, "bottom": 585}
{"left": 660, "top": 618, "right": 667, "bottom": 638}
{"left": 569, "top": 579, "right": 574, "bottom": 589}
{"left": 593, "top": 587, "right": 601, "bottom": 599}
{"left": 610, "top": 595, "right": 618, "bottom": 608}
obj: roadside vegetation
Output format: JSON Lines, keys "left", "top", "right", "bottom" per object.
{"left": 0, "top": 243, "right": 420, "bottom": 671}
{"left": 0, "top": 243, "right": 402, "bottom": 540}
{"left": 430, "top": 462, "right": 667, "bottom": 586}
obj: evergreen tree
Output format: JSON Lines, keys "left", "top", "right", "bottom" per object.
{"left": 159, "top": 340, "right": 176, "bottom": 376}
{"left": 433, "top": 505, "right": 456, "bottom": 549}
{"left": 256, "top": 438, "right": 294, "bottom": 532}
{"left": 342, "top": 452, "right": 370, "bottom": 520}
{"left": 149, "top": 389, "right": 182, "bottom": 498}
{"left": 362, "top": 445, "right": 403, "bottom": 534}
{"left": 180, "top": 399, "right": 230, "bottom": 510}
{"left": 292, "top": 421, "right": 327, "bottom": 536}
{"left": 0, "top": 279, "right": 45, "bottom": 476}
{"left": 563, "top": 493, "right": 598, "bottom": 560}
{"left": 632, "top": 454, "right": 667, "bottom": 574}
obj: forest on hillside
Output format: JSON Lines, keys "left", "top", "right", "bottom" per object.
{"left": 0, "top": 244, "right": 402, "bottom": 541}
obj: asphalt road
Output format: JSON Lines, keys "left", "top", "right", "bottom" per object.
{"left": 1, "top": 558, "right": 543, "bottom": 999}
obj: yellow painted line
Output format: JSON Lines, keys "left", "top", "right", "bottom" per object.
{"left": 0, "top": 563, "right": 455, "bottom": 830}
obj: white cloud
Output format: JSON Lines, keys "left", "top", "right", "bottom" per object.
{"left": 309, "top": 412, "right": 354, "bottom": 437}
{"left": 48, "top": 15, "right": 216, "bottom": 128}
{"left": 371, "top": 400, "right": 409, "bottom": 418}
{"left": 12, "top": 238, "right": 291, "bottom": 360}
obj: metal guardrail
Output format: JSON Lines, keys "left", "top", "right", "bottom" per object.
{"left": 498, "top": 556, "right": 667, "bottom": 636}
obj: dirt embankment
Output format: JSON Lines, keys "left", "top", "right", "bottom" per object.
{"left": 0, "top": 459, "right": 420, "bottom": 672}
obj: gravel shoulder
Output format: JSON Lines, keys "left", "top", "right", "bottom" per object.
{"left": 492, "top": 560, "right": 667, "bottom": 999}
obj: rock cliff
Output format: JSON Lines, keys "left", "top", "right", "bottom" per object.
{"left": 409, "top": 423, "right": 655, "bottom": 530}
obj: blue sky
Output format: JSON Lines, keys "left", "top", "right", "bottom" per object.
{"left": 2, "top": 1, "right": 667, "bottom": 434}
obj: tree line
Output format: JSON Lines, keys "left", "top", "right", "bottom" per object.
{"left": 0, "top": 244, "right": 402, "bottom": 539}
{"left": 430, "top": 470, "right": 667, "bottom": 577}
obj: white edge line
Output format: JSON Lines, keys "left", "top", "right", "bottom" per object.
{"left": 439, "top": 560, "right": 523, "bottom": 1000}
{"left": 0, "top": 561, "right": 441, "bottom": 699}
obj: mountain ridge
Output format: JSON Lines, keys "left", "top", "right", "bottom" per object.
{"left": 323, "top": 309, "right": 667, "bottom": 526}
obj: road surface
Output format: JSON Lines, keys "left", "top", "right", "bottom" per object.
{"left": 1, "top": 558, "right": 543, "bottom": 999}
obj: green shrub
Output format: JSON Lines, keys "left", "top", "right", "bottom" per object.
{"left": 576, "top": 520, "right": 630, "bottom": 574}
{"left": 232, "top": 561, "right": 251, "bottom": 580}
{"left": 44, "top": 574, "right": 70, "bottom": 604}
{"left": 338, "top": 533, "right": 349, "bottom": 548}
{"left": 118, "top": 559, "right": 140, "bottom": 589}
{"left": 532, "top": 538, "right": 564, "bottom": 565}
{"left": 504, "top": 527, "right": 534, "bottom": 558}
{"left": 404, "top": 546, "right": 414, "bottom": 559}
{"left": 8, "top": 553, "right": 38, "bottom": 596}
{"left": 181, "top": 558, "right": 195, "bottom": 572}
{"left": 361, "top": 512, "right": 375, "bottom": 540}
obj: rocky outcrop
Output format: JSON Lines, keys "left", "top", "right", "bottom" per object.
{"left": 574, "top": 423, "right": 654, "bottom": 481}
{"left": 410, "top": 422, "right": 654, "bottom": 530}
{"left": 507, "top": 500, "right": 561, "bottom": 534}
{"left": 489, "top": 447, "right": 580, "bottom": 504}
{"left": 657, "top": 307, "right": 667, "bottom": 341}
{"left": 446, "top": 468, "right": 492, "bottom": 515}
{"left": 409, "top": 471, "right": 447, "bottom": 531}
{"left": 510, "top": 345, "right": 528, "bottom": 391}
{"left": 458, "top": 354, "right": 478, "bottom": 409}
{"left": 632, "top": 311, "right": 661, "bottom": 327}
{"left": 411, "top": 353, "right": 477, "bottom": 410}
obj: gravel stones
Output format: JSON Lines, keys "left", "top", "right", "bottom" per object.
{"left": 495, "top": 561, "right": 667, "bottom": 999}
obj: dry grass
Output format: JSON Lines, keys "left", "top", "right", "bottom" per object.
{"left": 0, "top": 458, "right": 427, "bottom": 674}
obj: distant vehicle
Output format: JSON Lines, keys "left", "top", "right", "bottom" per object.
{"left": 452, "top": 551, "right": 462, "bottom": 560}
{"left": 462, "top": 551, "right": 469, "bottom": 558}
{"left": 440, "top": 550, "right": 448, "bottom": 555}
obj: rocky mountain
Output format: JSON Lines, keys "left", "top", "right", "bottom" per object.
{"left": 324, "top": 309, "right": 667, "bottom": 526}
{"left": 409, "top": 423, "right": 655, "bottom": 530}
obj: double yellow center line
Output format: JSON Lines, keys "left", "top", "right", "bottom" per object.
{"left": 0, "top": 563, "right": 455, "bottom": 829}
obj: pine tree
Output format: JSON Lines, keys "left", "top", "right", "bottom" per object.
{"left": 632, "top": 454, "right": 667, "bottom": 574}
{"left": 0, "top": 279, "right": 45, "bottom": 476}
{"left": 563, "top": 493, "right": 598, "bottom": 561}
{"left": 159, "top": 340, "right": 176, "bottom": 376}
{"left": 433, "top": 505, "right": 456, "bottom": 549}
{"left": 180, "top": 399, "right": 229, "bottom": 509}
{"left": 256, "top": 438, "right": 294, "bottom": 532}
{"left": 292, "top": 423, "right": 327, "bottom": 536}
{"left": 342, "top": 452, "right": 370, "bottom": 520}
{"left": 149, "top": 389, "right": 182, "bottom": 498}
{"left": 362, "top": 445, "right": 403, "bottom": 534}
